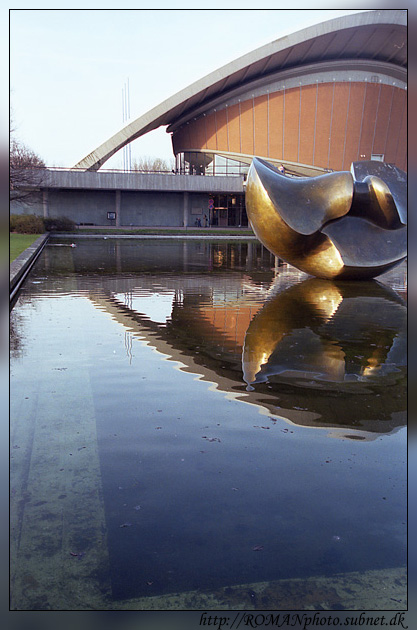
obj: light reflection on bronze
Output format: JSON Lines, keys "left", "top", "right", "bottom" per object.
{"left": 245, "top": 158, "right": 407, "bottom": 280}
{"left": 242, "top": 280, "right": 345, "bottom": 387}
{"left": 242, "top": 278, "right": 406, "bottom": 390}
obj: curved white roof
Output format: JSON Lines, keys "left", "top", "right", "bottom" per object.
{"left": 74, "top": 10, "right": 407, "bottom": 171}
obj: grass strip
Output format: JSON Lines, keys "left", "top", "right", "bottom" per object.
{"left": 10, "top": 233, "right": 42, "bottom": 262}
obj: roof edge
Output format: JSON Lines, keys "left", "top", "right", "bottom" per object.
{"left": 73, "top": 10, "right": 407, "bottom": 171}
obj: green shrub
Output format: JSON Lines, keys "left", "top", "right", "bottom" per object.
{"left": 43, "top": 216, "right": 76, "bottom": 232}
{"left": 10, "top": 214, "right": 76, "bottom": 233}
{"left": 10, "top": 214, "right": 45, "bottom": 234}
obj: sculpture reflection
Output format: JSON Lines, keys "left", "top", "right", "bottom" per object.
{"left": 245, "top": 158, "right": 407, "bottom": 280}
{"left": 242, "top": 278, "right": 406, "bottom": 434}
{"left": 88, "top": 276, "right": 406, "bottom": 438}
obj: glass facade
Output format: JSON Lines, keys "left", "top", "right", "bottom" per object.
{"left": 208, "top": 194, "right": 248, "bottom": 227}
{"left": 175, "top": 152, "right": 250, "bottom": 177}
{"left": 175, "top": 152, "right": 249, "bottom": 227}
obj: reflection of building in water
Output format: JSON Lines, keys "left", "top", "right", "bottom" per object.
{"left": 41, "top": 238, "right": 276, "bottom": 277}
{"left": 27, "top": 238, "right": 405, "bottom": 439}
{"left": 87, "top": 273, "right": 406, "bottom": 441}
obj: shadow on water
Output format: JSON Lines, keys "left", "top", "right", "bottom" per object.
{"left": 10, "top": 238, "right": 407, "bottom": 609}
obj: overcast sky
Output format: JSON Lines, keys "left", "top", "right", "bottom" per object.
{"left": 10, "top": 6, "right": 378, "bottom": 169}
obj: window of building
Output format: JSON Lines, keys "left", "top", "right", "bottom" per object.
{"left": 208, "top": 194, "right": 248, "bottom": 227}
{"left": 176, "top": 152, "right": 249, "bottom": 177}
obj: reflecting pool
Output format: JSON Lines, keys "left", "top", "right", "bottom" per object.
{"left": 10, "top": 237, "right": 407, "bottom": 610}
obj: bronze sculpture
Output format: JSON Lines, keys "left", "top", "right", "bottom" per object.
{"left": 245, "top": 158, "right": 407, "bottom": 280}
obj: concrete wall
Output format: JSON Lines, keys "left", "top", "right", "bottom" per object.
{"left": 49, "top": 190, "right": 115, "bottom": 224}
{"left": 42, "top": 169, "right": 245, "bottom": 193}
{"left": 10, "top": 170, "right": 245, "bottom": 227}
{"left": 11, "top": 189, "right": 216, "bottom": 227}
{"left": 120, "top": 191, "right": 182, "bottom": 226}
{"left": 119, "top": 191, "right": 209, "bottom": 226}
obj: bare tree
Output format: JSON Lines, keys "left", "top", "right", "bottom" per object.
{"left": 10, "top": 138, "right": 46, "bottom": 203}
{"left": 132, "top": 155, "right": 175, "bottom": 173}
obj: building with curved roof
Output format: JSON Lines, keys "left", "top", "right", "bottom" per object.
{"left": 74, "top": 9, "right": 407, "bottom": 179}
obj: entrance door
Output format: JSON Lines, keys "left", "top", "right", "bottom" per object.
{"left": 218, "top": 209, "right": 228, "bottom": 227}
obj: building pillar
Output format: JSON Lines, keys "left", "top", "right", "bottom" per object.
{"left": 246, "top": 241, "right": 253, "bottom": 270}
{"left": 115, "top": 190, "right": 121, "bottom": 226}
{"left": 183, "top": 240, "right": 188, "bottom": 271}
{"left": 183, "top": 192, "right": 189, "bottom": 227}
{"left": 116, "top": 240, "right": 122, "bottom": 272}
{"left": 42, "top": 189, "right": 49, "bottom": 218}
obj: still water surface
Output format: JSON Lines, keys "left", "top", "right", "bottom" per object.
{"left": 10, "top": 238, "right": 407, "bottom": 609}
